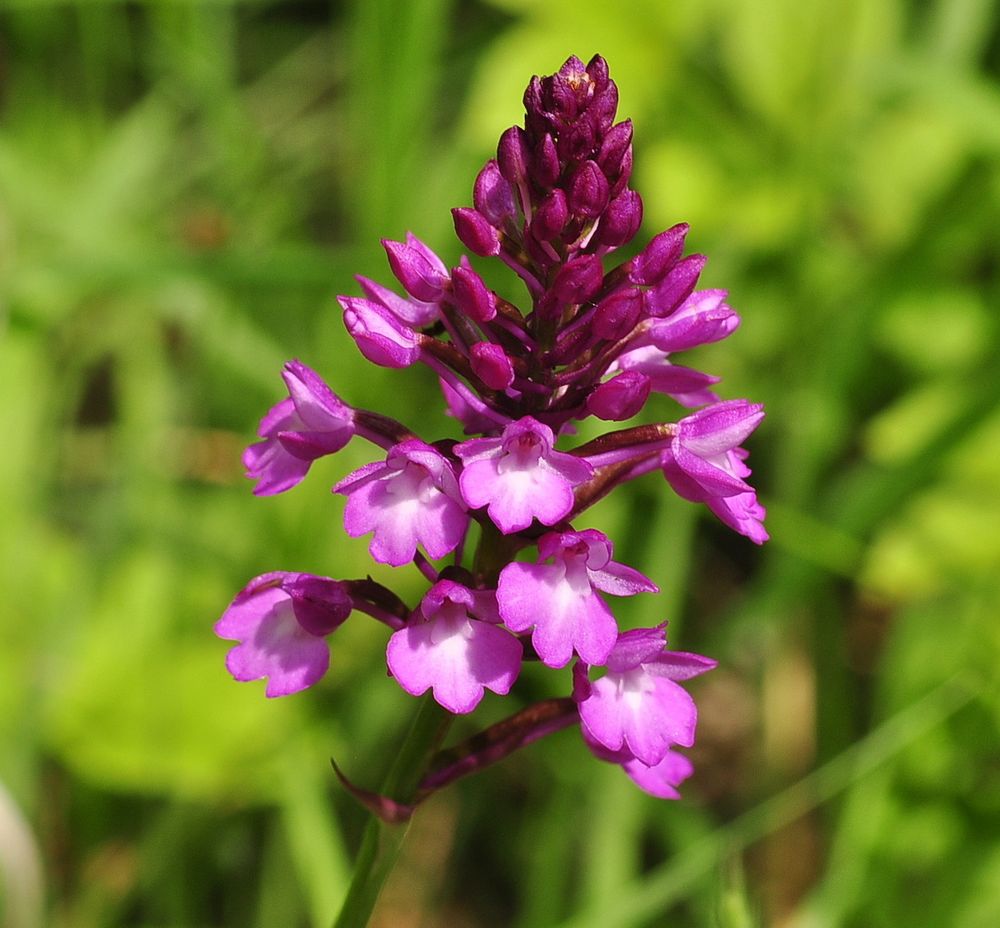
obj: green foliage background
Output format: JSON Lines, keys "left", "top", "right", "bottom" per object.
{"left": 1, "top": 1, "right": 998, "bottom": 926}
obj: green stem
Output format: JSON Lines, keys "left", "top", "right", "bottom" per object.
{"left": 332, "top": 697, "right": 451, "bottom": 928}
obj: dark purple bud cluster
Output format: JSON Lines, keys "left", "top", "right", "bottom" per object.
{"left": 458, "top": 55, "right": 641, "bottom": 280}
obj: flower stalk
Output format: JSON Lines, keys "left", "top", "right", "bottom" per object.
{"left": 332, "top": 697, "right": 451, "bottom": 928}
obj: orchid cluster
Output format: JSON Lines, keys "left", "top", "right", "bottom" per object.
{"left": 216, "top": 55, "right": 766, "bottom": 807}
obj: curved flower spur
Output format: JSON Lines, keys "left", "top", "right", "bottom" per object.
{"left": 216, "top": 54, "right": 766, "bottom": 818}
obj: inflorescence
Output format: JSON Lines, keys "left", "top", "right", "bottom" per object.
{"left": 216, "top": 55, "right": 766, "bottom": 808}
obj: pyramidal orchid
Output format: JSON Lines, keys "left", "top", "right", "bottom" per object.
{"left": 216, "top": 54, "right": 767, "bottom": 923}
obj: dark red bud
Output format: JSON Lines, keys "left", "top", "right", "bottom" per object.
{"left": 552, "top": 56, "right": 587, "bottom": 116}
{"left": 559, "top": 121, "right": 596, "bottom": 162}
{"left": 552, "top": 253, "right": 604, "bottom": 305}
{"left": 592, "top": 286, "right": 643, "bottom": 340}
{"left": 551, "top": 323, "right": 594, "bottom": 364}
{"left": 595, "top": 189, "right": 643, "bottom": 249}
{"left": 451, "top": 264, "right": 497, "bottom": 322}
{"left": 523, "top": 76, "right": 548, "bottom": 136}
{"left": 452, "top": 207, "right": 501, "bottom": 257}
{"left": 597, "top": 120, "right": 633, "bottom": 177}
{"left": 589, "top": 82, "right": 619, "bottom": 134}
{"left": 609, "top": 145, "right": 632, "bottom": 196}
{"left": 629, "top": 223, "right": 690, "bottom": 285}
{"left": 471, "top": 342, "right": 515, "bottom": 390}
{"left": 568, "top": 160, "right": 610, "bottom": 219}
{"left": 586, "top": 371, "right": 651, "bottom": 421}
{"left": 585, "top": 55, "right": 609, "bottom": 91}
{"left": 474, "top": 160, "right": 516, "bottom": 225}
{"left": 532, "top": 189, "right": 569, "bottom": 241}
{"left": 647, "top": 254, "right": 707, "bottom": 317}
{"left": 498, "top": 126, "right": 531, "bottom": 186}
{"left": 532, "top": 133, "right": 561, "bottom": 188}
{"left": 558, "top": 54, "right": 588, "bottom": 81}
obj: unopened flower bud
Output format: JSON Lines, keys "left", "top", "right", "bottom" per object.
{"left": 646, "top": 290, "right": 740, "bottom": 352}
{"left": 532, "top": 134, "right": 560, "bottom": 188}
{"left": 532, "top": 189, "right": 568, "bottom": 241}
{"left": 382, "top": 235, "right": 449, "bottom": 302}
{"left": 340, "top": 297, "right": 423, "bottom": 368}
{"left": 595, "top": 189, "right": 643, "bottom": 249}
{"left": 646, "top": 254, "right": 706, "bottom": 318}
{"left": 498, "top": 126, "right": 531, "bottom": 187}
{"left": 551, "top": 56, "right": 586, "bottom": 116}
{"left": 610, "top": 145, "right": 633, "bottom": 195}
{"left": 552, "top": 253, "right": 604, "bottom": 305}
{"left": 586, "top": 371, "right": 651, "bottom": 421}
{"left": 589, "top": 81, "right": 619, "bottom": 136}
{"left": 522, "top": 76, "right": 547, "bottom": 137}
{"left": 586, "top": 55, "right": 609, "bottom": 92}
{"left": 451, "top": 264, "right": 497, "bottom": 322}
{"left": 568, "top": 160, "right": 610, "bottom": 219}
{"left": 471, "top": 342, "right": 515, "bottom": 390}
{"left": 629, "top": 223, "right": 689, "bottom": 286}
{"left": 474, "top": 160, "right": 516, "bottom": 225}
{"left": 597, "top": 120, "right": 633, "bottom": 178}
{"left": 558, "top": 120, "right": 596, "bottom": 162}
{"left": 452, "top": 207, "right": 501, "bottom": 257}
{"left": 593, "top": 286, "right": 643, "bottom": 340}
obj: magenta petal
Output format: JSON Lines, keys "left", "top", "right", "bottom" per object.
{"left": 647, "top": 650, "right": 718, "bottom": 680}
{"left": 578, "top": 674, "right": 629, "bottom": 753}
{"left": 680, "top": 400, "right": 765, "bottom": 456}
{"left": 338, "top": 445, "right": 468, "bottom": 566}
{"left": 707, "top": 491, "right": 769, "bottom": 544}
{"left": 617, "top": 350, "right": 721, "bottom": 409}
{"left": 621, "top": 750, "right": 694, "bottom": 799}
{"left": 605, "top": 625, "right": 668, "bottom": 672}
{"left": 671, "top": 445, "right": 752, "bottom": 498}
{"left": 356, "top": 275, "right": 439, "bottom": 327}
{"left": 502, "top": 465, "right": 576, "bottom": 528}
{"left": 414, "top": 487, "right": 469, "bottom": 560}
{"left": 630, "top": 676, "right": 697, "bottom": 759}
{"left": 216, "top": 580, "right": 331, "bottom": 698}
{"left": 456, "top": 418, "right": 592, "bottom": 533}
{"left": 544, "top": 449, "right": 595, "bottom": 486}
{"left": 660, "top": 449, "right": 712, "bottom": 502}
{"left": 580, "top": 669, "right": 698, "bottom": 766}
{"left": 340, "top": 297, "right": 423, "bottom": 368}
{"left": 458, "top": 457, "right": 502, "bottom": 509}
{"left": 497, "top": 560, "right": 598, "bottom": 656}
{"left": 582, "top": 722, "right": 695, "bottom": 799}
{"left": 500, "top": 465, "right": 574, "bottom": 532}
{"left": 282, "top": 360, "right": 354, "bottom": 432}
{"left": 532, "top": 587, "right": 617, "bottom": 668}
{"left": 278, "top": 430, "right": 350, "bottom": 462}
{"left": 460, "top": 458, "right": 574, "bottom": 534}
{"left": 588, "top": 560, "right": 658, "bottom": 596}
{"left": 386, "top": 616, "right": 522, "bottom": 714}
{"left": 343, "top": 475, "right": 415, "bottom": 565}
{"left": 243, "top": 437, "right": 310, "bottom": 495}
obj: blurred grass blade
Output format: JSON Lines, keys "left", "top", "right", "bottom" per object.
{"left": 279, "top": 749, "right": 351, "bottom": 928}
{"left": 0, "top": 780, "right": 44, "bottom": 928}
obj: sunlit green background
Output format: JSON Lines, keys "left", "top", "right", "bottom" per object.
{"left": 2, "top": 1, "right": 999, "bottom": 926}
